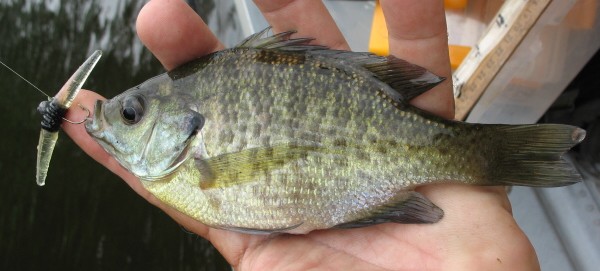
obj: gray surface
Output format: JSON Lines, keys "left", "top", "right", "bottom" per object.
{"left": 238, "top": 0, "right": 374, "bottom": 52}
{"left": 466, "top": 0, "right": 600, "bottom": 124}
{"left": 511, "top": 163, "right": 600, "bottom": 271}
{"left": 537, "top": 169, "right": 600, "bottom": 271}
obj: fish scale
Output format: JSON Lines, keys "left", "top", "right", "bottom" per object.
{"left": 85, "top": 28, "right": 585, "bottom": 234}
{"left": 149, "top": 47, "right": 479, "bottom": 229}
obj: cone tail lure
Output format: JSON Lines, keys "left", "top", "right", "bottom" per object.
{"left": 36, "top": 50, "right": 102, "bottom": 186}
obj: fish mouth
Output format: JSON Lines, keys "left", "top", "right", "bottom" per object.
{"left": 85, "top": 100, "right": 105, "bottom": 134}
{"left": 84, "top": 99, "right": 120, "bottom": 159}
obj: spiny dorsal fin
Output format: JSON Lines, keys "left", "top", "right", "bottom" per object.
{"left": 334, "top": 191, "right": 444, "bottom": 228}
{"left": 236, "top": 27, "right": 326, "bottom": 51}
{"left": 196, "top": 144, "right": 324, "bottom": 190}
{"left": 237, "top": 27, "right": 445, "bottom": 104}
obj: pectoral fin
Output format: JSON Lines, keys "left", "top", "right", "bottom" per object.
{"left": 196, "top": 144, "right": 322, "bottom": 190}
{"left": 334, "top": 191, "right": 444, "bottom": 228}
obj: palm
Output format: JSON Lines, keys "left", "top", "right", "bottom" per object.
{"left": 62, "top": 0, "right": 540, "bottom": 270}
{"left": 200, "top": 185, "right": 535, "bottom": 271}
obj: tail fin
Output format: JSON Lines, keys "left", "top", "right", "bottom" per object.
{"left": 485, "top": 124, "right": 586, "bottom": 187}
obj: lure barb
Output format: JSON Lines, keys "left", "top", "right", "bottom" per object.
{"left": 36, "top": 50, "right": 102, "bottom": 186}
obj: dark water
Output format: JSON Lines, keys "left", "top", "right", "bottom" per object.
{"left": 0, "top": 0, "right": 239, "bottom": 269}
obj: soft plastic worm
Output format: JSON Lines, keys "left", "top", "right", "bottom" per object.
{"left": 36, "top": 50, "right": 102, "bottom": 186}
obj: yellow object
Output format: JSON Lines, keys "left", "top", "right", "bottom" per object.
{"left": 368, "top": 0, "right": 389, "bottom": 56}
{"left": 444, "top": 0, "right": 469, "bottom": 10}
{"left": 369, "top": 0, "right": 471, "bottom": 69}
{"left": 448, "top": 45, "right": 471, "bottom": 70}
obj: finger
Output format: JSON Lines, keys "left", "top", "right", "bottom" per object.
{"left": 381, "top": 0, "right": 454, "bottom": 119}
{"left": 253, "top": 0, "right": 350, "bottom": 50}
{"left": 136, "top": 0, "right": 224, "bottom": 70}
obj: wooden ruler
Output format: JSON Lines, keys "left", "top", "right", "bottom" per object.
{"left": 453, "top": 0, "right": 552, "bottom": 120}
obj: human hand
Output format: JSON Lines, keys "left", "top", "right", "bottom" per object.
{"left": 62, "top": 0, "right": 540, "bottom": 270}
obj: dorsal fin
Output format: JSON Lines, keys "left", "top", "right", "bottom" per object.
{"left": 363, "top": 56, "right": 445, "bottom": 102}
{"left": 237, "top": 27, "right": 445, "bottom": 103}
{"left": 236, "top": 26, "right": 326, "bottom": 51}
{"left": 302, "top": 50, "right": 445, "bottom": 104}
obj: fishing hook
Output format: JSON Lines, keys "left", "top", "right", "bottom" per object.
{"left": 61, "top": 103, "right": 91, "bottom": 124}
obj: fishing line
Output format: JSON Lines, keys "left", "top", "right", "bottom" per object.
{"left": 0, "top": 58, "right": 90, "bottom": 124}
{"left": 0, "top": 58, "right": 50, "bottom": 98}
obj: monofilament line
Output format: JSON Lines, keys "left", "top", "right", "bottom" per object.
{"left": 0, "top": 59, "right": 51, "bottom": 98}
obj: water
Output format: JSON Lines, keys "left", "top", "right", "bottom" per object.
{"left": 0, "top": 0, "right": 239, "bottom": 269}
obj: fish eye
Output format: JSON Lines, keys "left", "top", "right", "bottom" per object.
{"left": 121, "top": 95, "right": 145, "bottom": 124}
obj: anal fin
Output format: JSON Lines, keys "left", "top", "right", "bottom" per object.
{"left": 334, "top": 191, "right": 444, "bottom": 229}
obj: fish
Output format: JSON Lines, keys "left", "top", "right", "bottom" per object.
{"left": 84, "top": 28, "right": 585, "bottom": 234}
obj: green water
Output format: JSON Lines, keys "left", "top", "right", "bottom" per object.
{"left": 0, "top": 0, "right": 237, "bottom": 269}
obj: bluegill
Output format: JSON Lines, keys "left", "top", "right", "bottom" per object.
{"left": 85, "top": 28, "right": 585, "bottom": 234}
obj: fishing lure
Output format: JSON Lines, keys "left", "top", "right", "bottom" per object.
{"left": 36, "top": 50, "right": 102, "bottom": 186}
